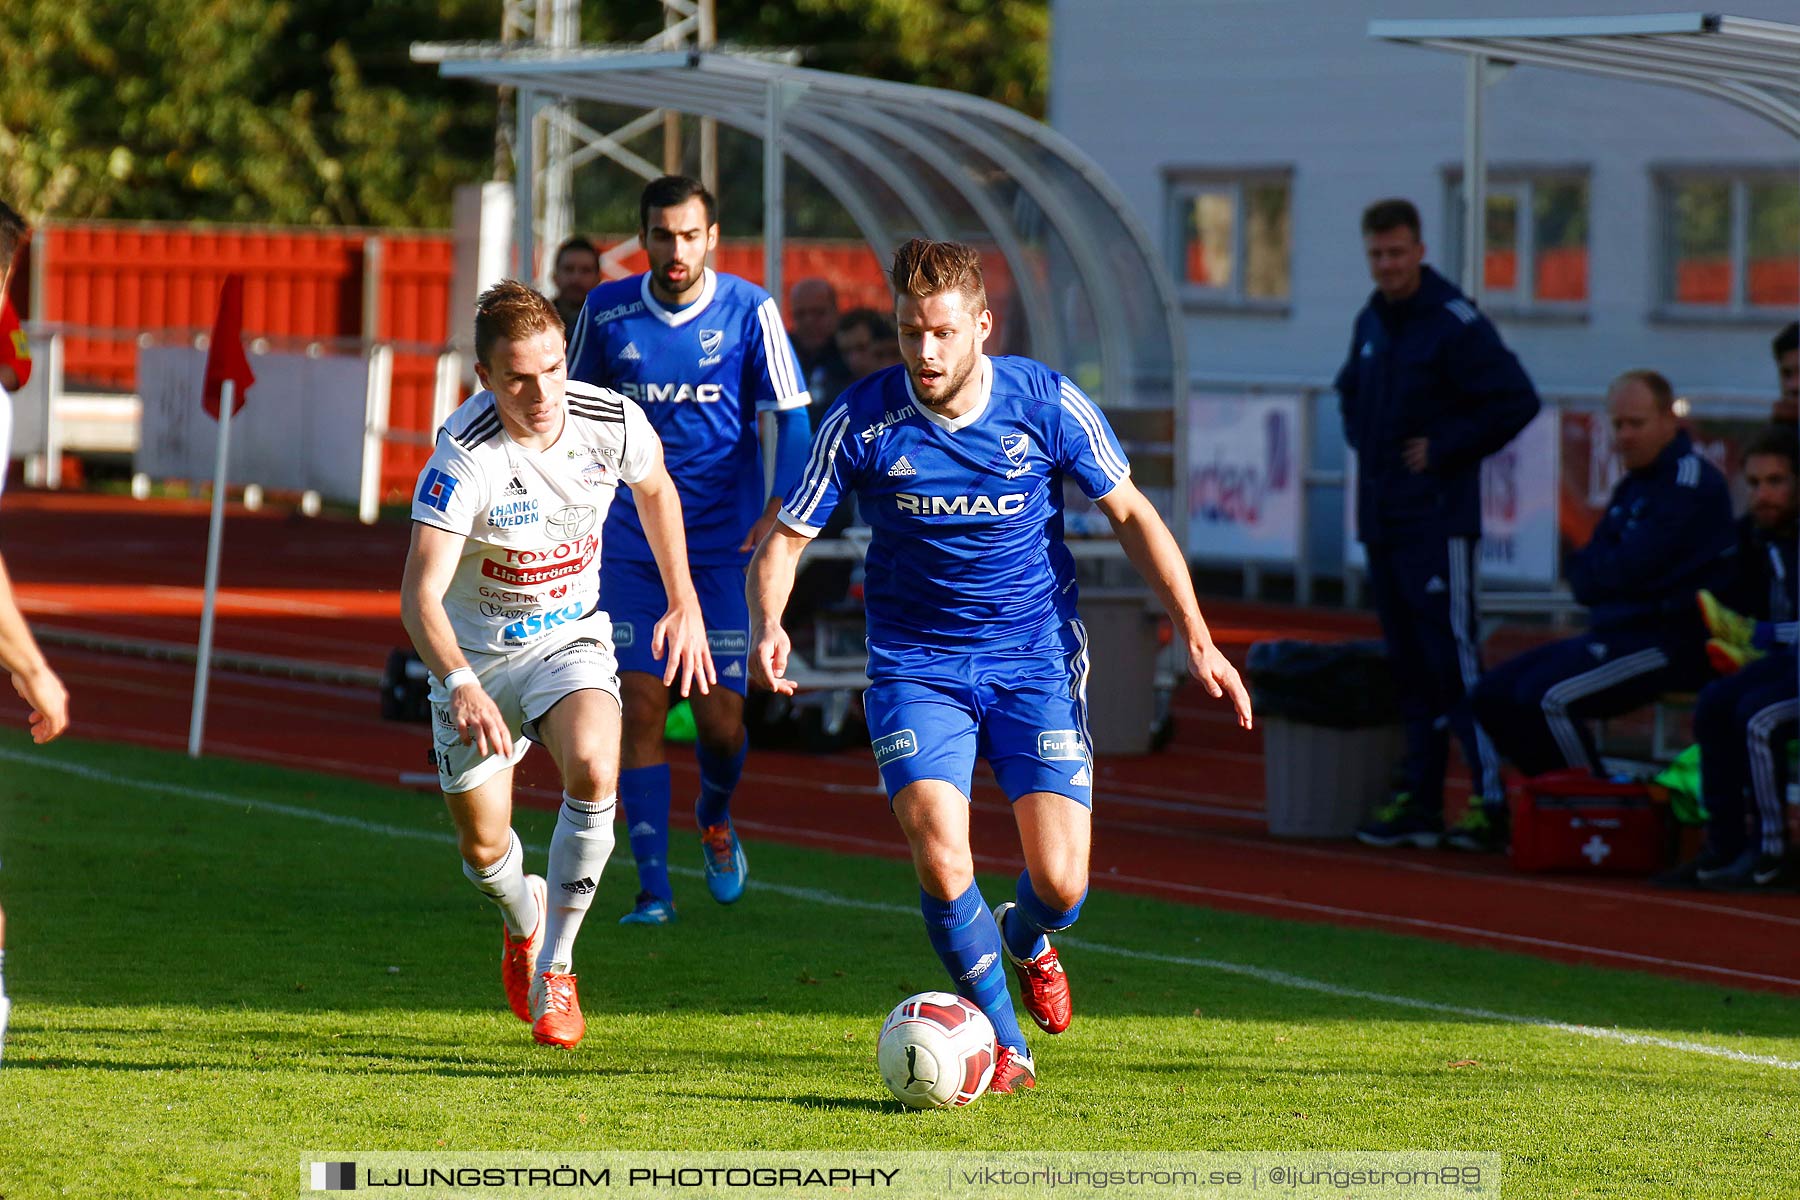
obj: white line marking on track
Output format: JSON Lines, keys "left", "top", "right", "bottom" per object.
{"left": 1053, "top": 937, "right": 1800, "bottom": 1073}
{"left": 722, "top": 816, "right": 1800, "bottom": 988}
{"left": 2, "top": 747, "right": 1793, "bottom": 1072}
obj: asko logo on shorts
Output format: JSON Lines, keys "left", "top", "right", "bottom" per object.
{"left": 501, "top": 600, "right": 587, "bottom": 645}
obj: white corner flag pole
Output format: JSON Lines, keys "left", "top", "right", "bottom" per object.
{"left": 188, "top": 379, "right": 235, "bottom": 758}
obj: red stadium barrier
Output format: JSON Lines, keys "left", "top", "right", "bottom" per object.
{"left": 24, "top": 221, "right": 894, "bottom": 500}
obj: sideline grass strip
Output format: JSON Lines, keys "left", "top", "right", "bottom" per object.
{"left": 0, "top": 732, "right": 1795, "bottom": 1199}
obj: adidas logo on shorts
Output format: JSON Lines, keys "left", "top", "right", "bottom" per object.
{"left": 887, "top": 456, "right": 916, "bottom": 477}
{"left": 1070, "top": 766, "right": 1091, "bottom": 787}
{"left": 722, "top": 661, "right": 743, "bottom": 678}
{"left": 502, "top": 476, "right": 529, "bottom": 497}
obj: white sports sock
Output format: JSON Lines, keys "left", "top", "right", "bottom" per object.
{"left": 461, "top": 830, "right": 537, "bottom": 937}
{"left": 539, "top": 793, "right": 618, "bottom": 974}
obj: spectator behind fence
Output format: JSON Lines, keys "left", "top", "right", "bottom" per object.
{"left": 1656, "top": 426, "right": 1799, "bottom": 891}
{"left": 835, "top": 307, "right": 896, "bottom": 382}
{"left": 1337, "top": 198, "right": 1541, "bottom": 855}
{"left": 548, "top": 237, "right": 600, "bottom": 337}
{"left": 1471, "top": 370, "right": 1733, "bottom": 782}
{"left": 788, "top": 278, "right": 851, "bottom": 410}
{"left": 1773, "top": 321, "right": 1798, "bottom": 426}
{"left": 780, "top": 309, "right": 903, "bottom": 640}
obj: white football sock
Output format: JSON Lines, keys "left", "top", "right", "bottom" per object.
{"left": 461, "top": 829, "right": 537, "bottom": 937}
{"left": 539, "top": 794, "right": 617, "bottom": 974}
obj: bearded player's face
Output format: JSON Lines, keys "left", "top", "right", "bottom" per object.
{"left": 642, "top": 197, "right": 717, "bottom": 305}
{"left": 895, "top": 290, "right": 991, "bottom": 411}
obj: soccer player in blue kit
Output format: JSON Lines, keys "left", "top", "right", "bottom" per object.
{"left": 568, "top": 177, "right": 813, "bottom": 924}
{"left": 748, "top": 239, "right": 1253, "bottom": 1092}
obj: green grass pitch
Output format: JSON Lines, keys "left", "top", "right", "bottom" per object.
{"left": 0, "top": 731, "right": 1795, "bottom": 1199}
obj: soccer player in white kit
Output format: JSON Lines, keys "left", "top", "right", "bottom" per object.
{"left": 401, "top": 281, "right": 713, "bottom": 1050}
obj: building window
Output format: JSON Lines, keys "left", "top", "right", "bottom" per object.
{"left": 1445, "top": 171, "right": 1590, "bottom": 311}
{"left": 1660, "top": 171, "right": 1799, "bottom": 314}
{"left": 1165, "top": 171, "right": 1291, "bottom": 308}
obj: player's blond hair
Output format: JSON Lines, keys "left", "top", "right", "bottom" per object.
{"left": 889, "top": 239, "right": 988, "bottom": 315}
{"left": 474, "top": 280, "right": 563, "bottom": 367}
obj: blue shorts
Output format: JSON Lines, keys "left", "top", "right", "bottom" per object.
{"left": 600, "top": 557, "right": 750, "bottom": 694}
{"left": 863, "top": 620, "right": 1094, "bottom": 807}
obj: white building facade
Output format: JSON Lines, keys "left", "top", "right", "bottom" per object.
{"left": 1051, "top": 1, "right": 1797, "bottom": 586}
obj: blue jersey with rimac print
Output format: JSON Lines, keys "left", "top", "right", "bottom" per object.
{"left": 567, "top": 268, "right": 810, "bottom": 565}
{"left": 779, "top": 354, "right": 1130, "bottom": 657}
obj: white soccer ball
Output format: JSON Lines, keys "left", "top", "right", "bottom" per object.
{"left": 877, "top": 992, "right": 997, "bottom": 1109}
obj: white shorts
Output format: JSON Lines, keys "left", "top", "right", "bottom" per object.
{"left": 429, "top": 632, "right": 622, "bottom": 794}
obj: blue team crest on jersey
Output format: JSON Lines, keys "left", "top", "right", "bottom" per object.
{"left": 1001, "top": 432, "right": 1030, "bottom": 465}
{"left": 698, "top": 328, "right": 724, "bottom": 356}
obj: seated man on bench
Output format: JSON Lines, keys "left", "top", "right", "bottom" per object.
{"left": 1657, "top": 426, "right": 1799, "bottom": 891}
{"left": 1472, "top": 370, "right": 1734, "bottom": 792}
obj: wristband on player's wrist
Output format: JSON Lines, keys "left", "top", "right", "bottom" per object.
{"left": 442, "top": 667, "right": 477, "bottom": 694}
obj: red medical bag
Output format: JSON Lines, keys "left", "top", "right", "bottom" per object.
{"left": 1510, "top": 769, "right": 1673, "bottom": 874}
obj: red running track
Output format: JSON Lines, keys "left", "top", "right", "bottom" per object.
{"left": 4, "top": 492, "right": 1797, "bottom": 994}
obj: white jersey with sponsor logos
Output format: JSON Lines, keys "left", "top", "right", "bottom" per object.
{"left": 411, "top": 379, "right": 658, "bottom": 656}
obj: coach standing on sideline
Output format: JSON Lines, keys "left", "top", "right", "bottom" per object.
{"left": 1337, "top": 198, "right": 1539, "bottom": 854}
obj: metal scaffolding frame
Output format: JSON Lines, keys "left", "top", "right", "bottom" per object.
{"left": 481, "top": 0, "right": 723, "bottom": 292}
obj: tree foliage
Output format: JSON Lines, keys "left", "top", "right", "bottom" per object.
{"left": 0, "top": 0, "right": 497, "bottom": 226}
{"left": 0, "top": 0, "right": 1048, "bottom": 229}
{"left": 583, "top": 0, "right": 1048, "bottom": 117}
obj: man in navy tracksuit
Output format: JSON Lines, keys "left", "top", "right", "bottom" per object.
{"left": 1658, "top": 426, "right": 1798, "bottom": 891}
{"left": 1337, "top": 199, "right": 1540, "bottom": 852}
{"left": 1473, "top": 370, "right": 1734, "bottom": 795}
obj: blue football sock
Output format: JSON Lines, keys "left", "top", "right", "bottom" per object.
{"left": 920, "top": 884, "right": 1027, "bottom": 1053}
{"left": 1004, "top": 870, "right": 1085, "bottom": 962}
{"left": 618, "top": 764, "right": 672, "bottom": 901}
{"left": 694, "top": 734, "right": 747, "bottom": 829}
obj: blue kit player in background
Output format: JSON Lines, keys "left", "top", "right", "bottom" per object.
{"left": 748, "top": 239, "right": 1253, "bottom": 1092}
{"left": 1338, "top": 198, "right": 1540, "bottom": 854}
{"left": 568, "top": 176, "right": 813, "bottom": 924}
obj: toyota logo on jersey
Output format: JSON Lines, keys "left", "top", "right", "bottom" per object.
{"left": 545, "top": 504, "right": 598, "bottom": 540}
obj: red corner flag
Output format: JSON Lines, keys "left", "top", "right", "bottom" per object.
{"left": 202, "top": 274, "right": 255, "bottom": 420}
